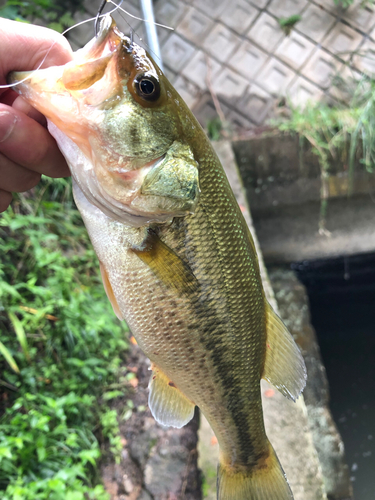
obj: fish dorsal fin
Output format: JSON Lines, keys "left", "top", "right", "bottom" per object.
{"left": 148, "top": 365, "right": 195, "bottom": 428}
{"left": 132, "top": 230, "right": 198, "bottom": 296}
{"left": 99, "top": 261, "right": 123, "bottom": 320}
{"left": 262, "top": 302, "right": 306, "bottom": 402}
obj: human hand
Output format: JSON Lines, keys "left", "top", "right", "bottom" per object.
{"left": 0, "top": 18, "right": 73, "bottom": 212}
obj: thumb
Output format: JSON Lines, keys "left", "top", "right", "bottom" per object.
{"left": 0, "top": 18, "right": 73, "bottom": 89}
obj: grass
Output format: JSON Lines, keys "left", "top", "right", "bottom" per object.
{"left": 333, "top": 0, "right": 374, "bottom": 7}
{"left": 276, "top": 74, "right": 375, "bottom": 230}
{"left": 0, "top": 177, "right": 129, "bottom": 499}
{"left": 278, "top": 15, "right": 301, "bottom": 35}
{"left": 0, "top": 0, "right": 85, "bottom": 32}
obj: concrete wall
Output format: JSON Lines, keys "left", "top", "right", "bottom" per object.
{"left": 73, "top": 0, "right": 375, "bottom": 132}
{"left": 233, "top": 133, "right": 375, "bottom": 263}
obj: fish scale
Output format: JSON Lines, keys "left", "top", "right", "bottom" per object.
{"left": 10, "top": 15, "right": 306, "bottom": 500}
{"left": 156, "top": 152, "right": 268, "bottom": 466}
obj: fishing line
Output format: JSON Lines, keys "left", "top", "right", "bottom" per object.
{"left": 107, "top": 0, "right": 173, "bottom": 31}
{"left": 105, "top": 1, "right": 144, "bottom": 47}
{"left": 106, "top": 0, "right": 173, "bottom": 68}
{"left": 0, "top": 0, "right": 174, "bottom": 91}
{"left": 95, "top": 0, "right": 108, "bottom": 37}
{"left": 96, "top": 0, "right": 174, "bottom": 35}
{"left": 0, "top": 0, "right": 123, "bottom": 90}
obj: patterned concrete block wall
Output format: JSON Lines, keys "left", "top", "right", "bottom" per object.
{"left": 76, "top": 0, "right": 375, "bottom": 130}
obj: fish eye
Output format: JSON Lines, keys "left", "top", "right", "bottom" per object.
{"left": 134, "top": 74, "right": 160, "bottom": 101}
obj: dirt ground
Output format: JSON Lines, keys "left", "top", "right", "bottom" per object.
{"left": 100, "top": 344, "right": 202, "bottom": 500}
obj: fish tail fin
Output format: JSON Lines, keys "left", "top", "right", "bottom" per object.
{"left": 217, "top": 442, "right": 293, "bottom": 500}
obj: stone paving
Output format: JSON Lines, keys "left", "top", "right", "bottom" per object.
{"left": 73, "top": 0, "right": 375, "bottom": 130}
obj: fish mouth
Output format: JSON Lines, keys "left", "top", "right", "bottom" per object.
{"left": 7, "top": 15, "right": 129, "bottom": 168}
{"left": 8, "top": 15, "right": 123, "bottom": 112}
{"left": 8, "top": 15, "right": 115, "bottom": 91}
{"left": 92, "top": 15, "right": 114, "bottom": 51}
{"left": 8, "top": 17, "right": 195, "bottom": 227}
{"left": 71, "top": 15, "right": 123, "bottom": 65}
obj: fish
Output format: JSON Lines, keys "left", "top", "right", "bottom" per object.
{"left": 10, "top": 16, "right": 306, "bottom": 500}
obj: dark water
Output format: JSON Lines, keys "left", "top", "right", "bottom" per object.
{"left": 293, "top": 254, "right": 375, "bottom": 500}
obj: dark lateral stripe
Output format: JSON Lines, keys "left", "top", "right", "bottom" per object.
{"left": 191, "top": 289, "right": 263, "bottom": 464}
{"left": 144, "top": 220, "right": 265, "bottom": 464}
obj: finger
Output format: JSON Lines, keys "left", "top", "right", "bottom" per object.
{"left": 0, "top": 18, "right": 73, "bottom": 88}
{"left": 0, "top": 104, "right": 70, "bottom": 178}
{"left": 0, "top": 188, "right": 12, "bottom": 213}
{"left": 12, "top": 95, "right": 46, "bottom": 126}
{"left": 0, "top": 153, "right": 41, "bottom": 193}
{"left": 1, "top": 88, "right": 18, "bottom": 106}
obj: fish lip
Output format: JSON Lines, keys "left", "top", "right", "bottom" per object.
{"left": 7, "top": 69, "right": 32, "bottom": 86}
{"left": 96, "top": 15, "right": 113, "bottom": 43}
{"left": 73, "top": 14, "right": 122, "bottom": 64}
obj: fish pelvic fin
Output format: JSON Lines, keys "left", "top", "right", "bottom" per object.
{"left": 148, "top": 365, "right": 195, "bottom": 428}
{"left": 262, "top": 302, "right": 306, "bottom": 402}
{"left": 217, "top": 441, "right": 293, "bottom": 500}
{"left": 99, "top": 261, "right": 123, "bottom": 320}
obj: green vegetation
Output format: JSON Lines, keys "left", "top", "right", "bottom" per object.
{"left": 207, "top": 117, "right": 223, "bottom": 141}
{"left": 333, "top": 0, "right": 374, "bottom": 7}
{"left": 278, "top": 15, "right": 301, "bottom": 35}
{"left": 277, "top": 75, "right": 375, "bottom": 230}
{"left": 0, "top": 0, "right": 85, "bottom": 32}
{"left": 279, "top": 75, "right": 375, "bottom": 179}
{"left": 201, "top": 466, "right": 216, "bottom": 499}
{"left": 333, "top": 0, "right": 355, "bottom": 7}
{"left": 0, "top": 178, "right": 129, "bottom": 499}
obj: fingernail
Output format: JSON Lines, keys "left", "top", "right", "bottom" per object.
{"left": 0, "top": 111, "right": 18, "bottom": 143}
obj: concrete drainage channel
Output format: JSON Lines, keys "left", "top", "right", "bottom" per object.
{"left": 229, "top": 131, "right": 375, "bottom": 500}
{"left": 211, "top": 142, "right": 352, "bottom": 500}
{"left": 294, "top": 254, "right": 375, "bottom": 500}
{"left": 100, "top": 139, "right": 358, "bottom": 500}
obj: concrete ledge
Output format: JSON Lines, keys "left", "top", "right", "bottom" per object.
{"left": 231, "top": 133, "right": 375, "bottom": 263}
{"left": 269, "top": 268, "right": 353, "bottom": 499}
{"left": 253, "top": 196, "right": 375, "bottom": 263}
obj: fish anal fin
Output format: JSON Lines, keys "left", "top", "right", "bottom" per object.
{"left": 262, "top": 302, "right": 306, "bottom": 402}
{"left": 99, "top": 261, "right": 123, "bottom": 320}
{"left": 132, "top": 230, "right": 198, "bottom": 296}
{"left": 148, "top": 365, "right": 195, "bottom": 428}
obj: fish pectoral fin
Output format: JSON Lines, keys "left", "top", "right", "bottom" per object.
{"left": 132, "top": 230, "right": 198, "bottom": 296}
{"left": 262, "top": 302, "right": 306, "bottom": 402}
{"left": 99, "top": 261, "right": 123, "bottom": 320}
{"left": 148, "top": 365, "right": 195, "bottom": 428}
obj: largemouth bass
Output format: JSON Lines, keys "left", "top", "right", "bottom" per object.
{"left": 11, "top": 16, "right": 306, "bottom": 500}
